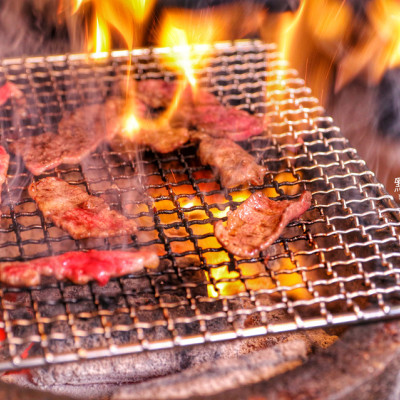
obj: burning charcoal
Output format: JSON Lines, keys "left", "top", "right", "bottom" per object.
{"left": 155, "top": 257, "right": 208, "bottom": 298}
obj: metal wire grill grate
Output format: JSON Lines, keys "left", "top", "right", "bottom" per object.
{"left": 0, "top": 40, "right": 400, "bottom": 370}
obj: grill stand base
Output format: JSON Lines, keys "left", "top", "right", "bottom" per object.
{"left": 2, "top": 327, "right": 337, "bottom": 400}
{"left": 3, "top": 320, "right": 400, "bottom": 400}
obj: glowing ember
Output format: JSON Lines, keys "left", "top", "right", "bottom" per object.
{"left": 270, "top": 258, "right": 312, "bottom": 301}
{"left": 147, "top": 164, "right": 310, "bottom": 301}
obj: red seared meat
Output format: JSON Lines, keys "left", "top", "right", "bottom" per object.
{"left": 29, "top": 177, "right": 137, "bottom": 240}
{"left": 9, "top": 97, "right": 125, "bottom": 175}
{"left": 194, "top": 133, "right": 266, "bottom": 188}
{"left": 0, "top": 249, "right": 159, "bottom": 287}
{"left": 215, "top": 191, "right": 312, "bottom": 257}
{"left": 135, "top": 79, "right": 178, "bottom": 109}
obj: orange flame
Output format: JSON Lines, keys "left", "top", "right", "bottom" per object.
{"left": 157, "top": 9, "right": 223, "bottom": 87}
{"left": 121, "top": 8, "right": 228, "bottom": 135}
{"left": 261, "top": 0, "right": 354, "bottom": 104}
{"left": 336, "top": 0, "right": 400, "bottom": 88}
{"left": 72, "top": 0, "right": 157, "bottom": 53}
{"left": 264, "top": 0, "right": 400, "bottom": 92}
{"left": 123, "top": 113, "right": 140, "bottom": 139}
{"left": 92, "top": 15, "right": 110, "bottom": 54}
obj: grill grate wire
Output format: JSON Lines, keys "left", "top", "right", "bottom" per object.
{"left": 0, "top": 40, "right": 399, "bottom": 370}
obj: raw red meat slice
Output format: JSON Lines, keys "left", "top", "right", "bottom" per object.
{"left": 215, "top": 191, "right": 312, "bottom": 257}
{"left": 0, "top": 82, "right": 24, "bottom": 106}
{"left": 195, "top": 134, "right": 266, "bottom": 188}
{"left": 9, "top": 97, "right": 125, "bottom": 175}
{"left": 29, "top": 177, "right": 137, "bottom": 239}
{"left": 0, "top": 146, "right": 9, "bottom": 203}
{"left": 0, "top": 249, "right": 159, "bottom": 287}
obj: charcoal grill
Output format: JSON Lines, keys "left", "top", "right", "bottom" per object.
{"left": 0, "top": 40, "right": 400, "bottom": 372}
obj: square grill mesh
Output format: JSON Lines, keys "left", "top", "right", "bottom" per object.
{"left": 0, "top": 40, "right": 400, "bottom": 370}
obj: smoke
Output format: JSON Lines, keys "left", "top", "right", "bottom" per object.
{"left": 0, "top": 0, "right": 71, "bottom": 57}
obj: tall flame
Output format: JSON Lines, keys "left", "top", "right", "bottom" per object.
{"left": 336, "top": 0, "right": 400, "bottom": 87}
{"left": 157, "top": 10, "right": 223, "bottom": 87}
{"left": 261, "top": 0, "right": 354, "bottom": 103}
{"left": 94, "top": 16, "right": 110, "bottom": 53}
{"left": 263, "top": 0, "right": 400, "bottom": 92}
{"left": 72, "top": 0, "right": 157, "bottom": 53}
{"left": 160, "top": 25, "right": 197, "bottom": 87}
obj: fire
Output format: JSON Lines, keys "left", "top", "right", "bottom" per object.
{"left": 261, "top": 0, "right": 400, "bottom": 95}
{"left": 93, "top": 16, "right": 110, "bottom": 54}
{"left": 121, "top": 8, "right": 228, "bottom": 137}
{"left": 157, "top": 9, "right": 224, "bottom": 88}
{"left": 275, "top": 0, "right": 307, "bottom": 63}
{"left": 124, "top": 113, "right": 140, "bottom": 138}
{"left": 261, "top": 0, "right": 353, "bottom": 104}
{"left": 67, "top": 0, "right": 313, "bottom": 302}
{"left": 337, "top": 0, "right": 400, "bottom": 88}
{"left": 146, "top": 169, "right": 309, "bottom": 301}
{"left": 159, "top": 25, "right": 196, "bottom": 87}
{"left": 72, "top": 0, "right": 84, "bottom": 14}
{"left": 71, "top": 0, "right": 157, "bottom": 53}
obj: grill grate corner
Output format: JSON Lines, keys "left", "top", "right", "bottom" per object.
{"left": 0, "top": 40, "right": 400, "bottom": 371}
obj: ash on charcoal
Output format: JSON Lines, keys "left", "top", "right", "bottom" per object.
{"left": 112, "top": 340, "right": 307, "bottom": 400}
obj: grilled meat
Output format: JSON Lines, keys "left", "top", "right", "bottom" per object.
{"left": 110, "top": 122, "right": 190, "bottom": 155}
{"left": 194, "top": 133, "right": 266, "bottom": 188}
{"left": 215, "top": 191, "right": 312, "bottom": 257}
{"left": 0, "top": 249, "right": 159, "bottom": 287}
{"left": 193, "top": 104, "right": 265, "bottom": 141}
{"left": 135, "top": 81, "right": 265, "bottom": 141}
{"left": 175, "top": 85, "right": 265, "bottom": 140}
{"left": 136, "top": 79, "right": 178, "bottom": 109}
{"left": 0, "top": 146, "right": 9, "bottom": 203}
{"left": 9, "top": 97, "right": 125, "bottom": 175}
{"left": 29, "top": 177, "right": 137, "bottom": 239}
